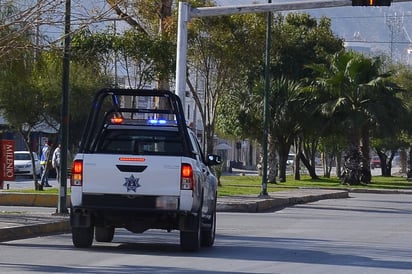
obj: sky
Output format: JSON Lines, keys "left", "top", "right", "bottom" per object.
{"left": 29, "top": 0, "right": 412, "bottom": 64}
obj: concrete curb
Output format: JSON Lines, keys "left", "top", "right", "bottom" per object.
{"left": 0, "top": 193, "right": 71, "bottom": 207}
{"left": 217, "top": 189, "right": 350, "bottom": 212}
{"left": 0, "top": 216, "right": 70, "bottom": 242}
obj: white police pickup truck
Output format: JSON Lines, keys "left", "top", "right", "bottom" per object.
{"left": 70, "top": 88, "right": 221, "bottom": 251}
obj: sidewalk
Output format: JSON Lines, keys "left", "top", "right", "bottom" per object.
{"left": 0, "top": 188, "right": 350, "bottom": 242}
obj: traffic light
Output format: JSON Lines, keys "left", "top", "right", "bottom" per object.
{"left": 352, "top": 0, "right": 391, "bottom": 6}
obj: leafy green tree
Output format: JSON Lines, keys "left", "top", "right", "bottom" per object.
{"left": 0, "top": 3, "right": 45, "bottom": 189}
{"left": 310, "top": 51, "right": 406, "bottom": 184}
{"left": 318, "top": 134, "right": 346, "bottom": 178}
{"left": 71, "top": 29, "right": 175, "bottom": 89}
{"left": 104, "top": 0, "right": 209, "bottom": 89}
{"left": 218, "top": 13, "right": 343, "bottom": 181}
{"left": 32, "top": 50, "right": 111, "bottom": 151}
{"left": 0, "top": 53, "right": 46, "bottom": 189}
{"left": 268, "top": 77, "right": 307, "bottom": 182}
{"left": 187, "top": 14, "right": 261, "bottom": 154}
{"left": 271, "top": 13, "right": 344, "bottom": 81}
{"left": 391, "top": 64, "right": 412, "bottom": 177}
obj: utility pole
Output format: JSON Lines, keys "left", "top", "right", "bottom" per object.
{"left": 385, "top": 12, "right": 403, "bottom": 61}
{"left": 57, "top": 0, "right": 71, "bottom": 214}
{"left": 261, "top": 0, "right": 272, "bottom": 197}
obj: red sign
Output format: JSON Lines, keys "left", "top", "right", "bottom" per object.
{"left": 0, "top": 140, "right": 15, "bottom": 181}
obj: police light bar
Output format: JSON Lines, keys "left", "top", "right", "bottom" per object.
{"left": 148, "top": 119, "right": 168, "bottom": 125}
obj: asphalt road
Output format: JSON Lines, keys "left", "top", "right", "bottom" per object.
{"left": 0, "top": 193, "right": 411, "bottom": 274}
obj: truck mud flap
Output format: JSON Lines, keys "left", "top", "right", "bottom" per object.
{"left": 179, "top": 213, "right": 199, "bottom": 232}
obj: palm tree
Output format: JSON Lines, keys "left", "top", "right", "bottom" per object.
{"left": 310, "top": 51, "right": 405, "bottom": 185}
{"left": 228, "top": 77, "right": 305, "bottom": 183}
{"left": 268, "top": 77, "right": 307, "bottom": 182}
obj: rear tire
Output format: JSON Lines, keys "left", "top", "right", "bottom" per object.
{"left": 95, "top": 226, "right": 115, "bottom": 242}
{"left": 72, "top": 226, "right": 94, "bottom": 248}
{"left": 180, "top": 214, "right": 201, "bottom": 252}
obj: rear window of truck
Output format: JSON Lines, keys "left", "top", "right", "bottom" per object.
{"left": 94, "top": 128, "right": 184, "bottom": 156}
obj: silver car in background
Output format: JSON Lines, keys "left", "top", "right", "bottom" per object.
{"left": 14, "top": 151, "right": 41, "bottom": 177}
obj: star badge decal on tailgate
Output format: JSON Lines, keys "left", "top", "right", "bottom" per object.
{"left": 123, "top": 175, "right": 141, "bottom": 192}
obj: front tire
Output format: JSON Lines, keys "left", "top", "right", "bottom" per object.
{"left": 95, "top": 226, "right": 115, "bottom": 242}
{"left": 72, "top": 226, "right": 94, "bottom": 248}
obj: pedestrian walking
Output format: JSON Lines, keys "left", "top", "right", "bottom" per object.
{"left": 40, "top": 140, "right": 52, "bottom": 187}
{"left": 52, "top": 144, "right": 61, "bottom": 184}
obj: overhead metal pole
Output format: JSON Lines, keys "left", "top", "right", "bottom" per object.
{"left": 57, "top": 0, "right": 71, "bottom": 214}
{"left": 176, "top": 0, "right": 360, "bottom": 106}
{"left": 175, "top": 2, "right": 190, "bottom": 108}
{"left": 261, "top": 0, "right": 272, "bottom": 197}
{"left": 175, "top": 0, "right": 412, "bottom": 99}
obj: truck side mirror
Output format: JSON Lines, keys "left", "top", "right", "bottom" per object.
{"left": 207, "top": 154, "right": 221, "bottom": 166}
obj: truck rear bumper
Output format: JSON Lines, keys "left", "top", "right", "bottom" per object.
{"left": 70, "top": 205, "right": 198, "bottom": 233}
{"left": 70, "top": 193, "right": 199, "bottom": 230}
{"left": 81, "top": 193, "right": 179, "bottom": 210}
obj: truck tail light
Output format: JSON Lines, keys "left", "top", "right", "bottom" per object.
{"left": 181, "top": 163, "right": 194, "bottom": 190}
{"left": 71, "top": 160, "right": 83, "bottom": 186}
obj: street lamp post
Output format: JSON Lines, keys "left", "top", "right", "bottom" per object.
{"left": 260, "top": 0, "right": 272, "bottom": 197}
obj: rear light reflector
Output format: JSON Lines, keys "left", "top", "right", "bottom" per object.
{"left": 119, "top": 157, "right": 146, "bottom": 162}
{"left": 181, "top": 163, "right": 194, "bottom": 190}
{"left": 71, "top": 160, "right": 83, "bottom": 186}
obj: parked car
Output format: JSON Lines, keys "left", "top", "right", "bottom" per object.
{"left": 370, "top": 156, "right": 381, "bottom": 169}
{"left": 287, "top": 153, "right": 295, "bottom": 165}
{"left": 14, "top": 151, "right": 41, "bottom": 177}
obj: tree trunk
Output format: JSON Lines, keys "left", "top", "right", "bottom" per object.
{"left": 379, "top": 150, "right": 396, "bottom": 177}
{"left": 299, "top": 152, "right": 318, "bottom": 179}
{"left": 294, "top": 138, "right": 302, "bottom": 181}
{"left": 156, "top": 1, "right": 172, "bottom": 90}
{"left": 277, "top": 142, "right": 291, "bottom": 182}
{"left": 336, "top": 150, "right": 342, "bottom": 178}
{"left": 341, "top": 126, "right": 364, "bottom": 185}
{"left": 302, "top": 137, "right": 319, "bottom": 179}
{"left": 322, "top": 152, "right": 333, "bottom": 178}
{"left": 407, "top": 145, "right": 412, "bottom": 180}
{"left": 20, "top": 131, "right": 42, "bottom": 190}
{"left": 360, "top": 128, "right": 371, "bottom": 184}
{"left": 267, "top": 134, "right": 277, "bottom": 183}
{"left": 399, "top": 148, "right": 407, "bottom": 174}
{"left": 342, "top": 144, "right": 363, "bottom": 185}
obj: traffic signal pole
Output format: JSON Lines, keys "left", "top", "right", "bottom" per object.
{"left": 177, "top": 0, "right": 411, "bottom": 104}
{"left": 175, "top": 0, "right": 411, "bottom": 196}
